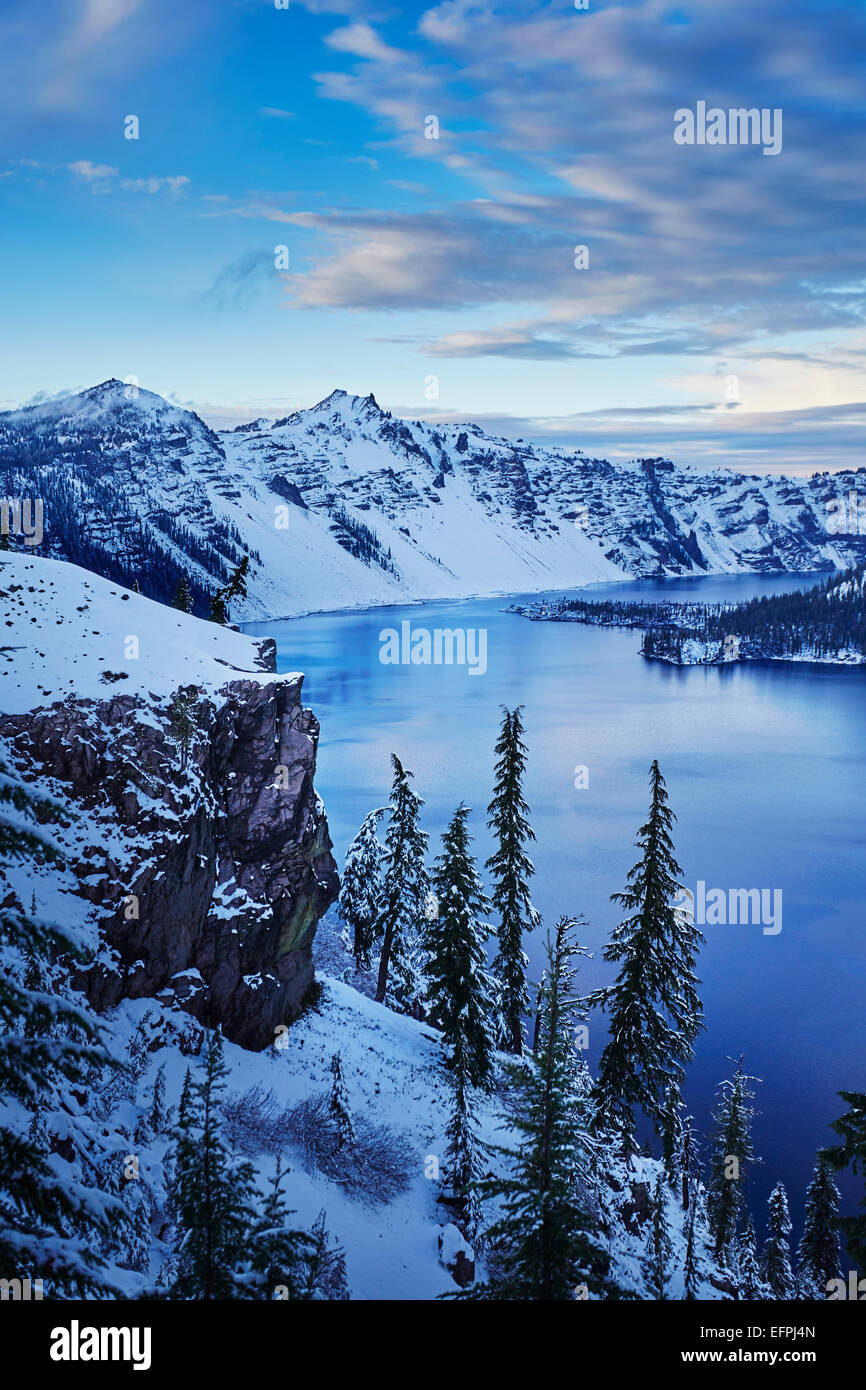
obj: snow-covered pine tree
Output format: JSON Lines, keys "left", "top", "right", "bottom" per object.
{"left": 821, "top": 1090, "right": 866, "bottom": 1269}
{"left": 0, "top": 764, "right": 124, "bottom": 1295}
{"left": 338, "top": 807, "right": 386, "bottom": 972}
{"left": 737, "top": 1213, "right": 769, "bottom": 1301}
{"left": 660, "top": 1082, "right": 684, "bottom": 1185}
{"left": 797, "top": 1158, "right": 841, "bottom": 1298}
{"left": 375, "top": 754, "right": 429, "bottom": 1014}
{"left": 470, "top": 916, "right": 611, "bottom": 1300}
{"left": 242, "top": 1155, "right": 318, "bottom": 1300}
{"left": 328, "top": 1052, "right": 356, "bottom": 1150}
{"left": 708, "top": 1057, "right": 759, "bottom": 1261}
{"left": 642, "top": 1172, "right": 674, "bottom": 1299}
{"left": 425, "top": 803, "right": 495, "bottom": 1092}
{"left": 303, "top": 1211, "right": 350, "bottom": 1301}
{"left": 166, "top": 1030, "right": 257, "bottom": 1299}
{"left": 148, "top": 1064, "right": 168, "bottom": 1134}
{"left": 590, "top": 761, "right": 703, "bottom": 1141}
{"left": 424, "top": 803, "right": 496, "bottom": 1237}
{"left": 763, "top": 1181, "right": 795, "bottom": 1300}
{"left": 677, "top": 1113, "right": 697, "bottom": 1210}
{"left": 486, "top": 706, "right": 540, "bottom": 1054}
{"left": 683, "top": 1197, "right": 700, "bottom": 1299}
{"left": 171, "top": 576, "right": 193, "bottom": 612}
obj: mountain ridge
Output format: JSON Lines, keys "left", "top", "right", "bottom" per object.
{"left": 2, "top": 380, "right": 864, "bottom": 620}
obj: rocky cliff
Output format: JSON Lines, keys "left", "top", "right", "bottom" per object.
{"left": 0, "top": 553, "right": 338, "bottom": 1048}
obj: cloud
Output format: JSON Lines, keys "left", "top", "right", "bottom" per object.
{"left": 325, "top": 22, "right": 403, "bottom": 64}
{"left": 67, "top": 160, "right": 119, "bottom": 184}
{"left": 200, "top": 250, "right": 280, "bottom": 308}
{"left": 260, "top": 106, "right": 295, "bottom": 120}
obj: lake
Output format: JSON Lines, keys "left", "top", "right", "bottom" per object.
{"left": 246, "top": 571, "right": 866, "bottom": 1240}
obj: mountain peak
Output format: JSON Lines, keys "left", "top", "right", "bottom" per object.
{"left": 309, "top": 388, "right": 389, "bottom": 421}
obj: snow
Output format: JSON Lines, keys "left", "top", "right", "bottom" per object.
{"left": 0, "top": 552, "right": 300, "bottom": 715}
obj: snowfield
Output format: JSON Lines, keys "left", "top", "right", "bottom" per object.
{"left": 0, "top": 551, "right": 293, "bottom": 715}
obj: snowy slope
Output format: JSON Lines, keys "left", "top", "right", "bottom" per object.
{"left": 2, "top": 380, "right": 864, "bottom": 620}
{"left": 0, "top": 551, "right": 288, "bottom": 714}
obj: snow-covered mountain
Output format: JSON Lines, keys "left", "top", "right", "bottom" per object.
{"left": 2, "top": 380, "right": 864, "bottom": 619}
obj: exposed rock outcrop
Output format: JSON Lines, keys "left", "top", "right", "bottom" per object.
{"left": 1, "top": 659, "right": 338, "bottom": 1049}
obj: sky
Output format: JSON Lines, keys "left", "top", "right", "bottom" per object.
{"left": 1, "top": 0, "right": 866, "bottom": 472}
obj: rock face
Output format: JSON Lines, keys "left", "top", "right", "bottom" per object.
{"left": 1, "top": 661, "right": 338, "bottom": 1049}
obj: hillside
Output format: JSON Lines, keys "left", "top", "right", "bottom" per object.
{"left": 2, "top": 380, "right": 864, "bottom": 619}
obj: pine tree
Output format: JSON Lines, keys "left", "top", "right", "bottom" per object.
{"left": 338, "top": 808, "right": 386, "bottom": 972}
{"left": 166, "top": 1030, "right": 257, "bottom": 1299}
{"left": 224, "top": 555, "right": 249, "bottom": 603}
{"left": 302, "top": 1211, "right": 350, "bottom": 1301}
{"left": 797, "top": 1158, "right": 841, "bottom": 1298}
{"left": 821, "top": 1090, "right": 866, "bottom": 1269}
{"left": 738, "top": 1213, "right": 768, "bottom": 1300}
{"left": 167, "top": 686, "right": 200, "bottom": 771}
{"left": 486, "top": 706, "right": 540, "bottom": 1054}
{"left": 763, "top": 1181, "right": 795, "bottom": 1300}
{"left": 328, "top": 1053, "right": 356, "bottom": 1151}
{"left": 171, "top": 576, "right": 193, "bottom": 612}
{"left": 470, "top": 917, "right": 611, "bottom": 1300}
{"left": 678, "top": 1114, "right": 697, "bottom": 1211}
{"left": 148, "top": 1064, "right": 168, "bottom": 1134}
{"left": 209, "top": 589, "right": 228, "bottom": 625}
{"left": 590, "top": 761, "right": 703, "bottom": 1140}
{"left": 660, "top": 1082, "right": 684, "bottom": 1186}
{"left": 683, "top": 1197, "right": 700, "bottom": 1299}
{"left": 243, "top": 1156, "right": 317, "bottom": 1300}
{"left": 0, "top": 765, "right": 124, "bottom": 1294}
{"left": 707, "top": 1058, "right": 759, "bottom": 1261}
{"left": 425, "top": 803, "right": 495, "bottom": 1092}
{"left": 375, "top": 754, "right": 429, "bottom": 1013}
{"left": 642, "top": 1173, "right": 674, "bottom": 1299}
{"left": 424, "top": 804, "right": 496, "bottom": 1237}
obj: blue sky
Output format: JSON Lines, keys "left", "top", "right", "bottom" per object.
{"left": 1, "top": 0, "right": 866, "bottom": 471}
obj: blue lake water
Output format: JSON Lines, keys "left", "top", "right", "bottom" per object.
{"left": 246, "top": 572, "right": 866, "bottom": 1240}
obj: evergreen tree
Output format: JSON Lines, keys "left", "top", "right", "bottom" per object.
{"left": 167, "top": 686, "right": 200, "bottom": 771}
{"left": 683, "top": 1198, "right": 700, "bottom": 1299}
{"left": 821, "top": 1090, "right": 866, "bottom": 1269}
{"left": 243, "top": 1156, "right": 317, "bottom": 1300}
{"left": 148, "top": 1064, "right": 168, "bottom": 1134}
{"left": 0, "top": 765, "right": 124, "bottom": 1294}
{"left": 302, "top": 1211, "right": 350, "bottom": 1301}
{"left": 424, "top": 804, "right": 496, "bottom": 1237}
{"left": 166, "top": 1030, "right": 257, "bottom": 1299}
{"left": 375, "top": 755, "right": 429, "bottom": 1014}
{"left": 208, "top": 588, "right": 228, "bottom": 625}
{"left": 485, "top": 706, "right": 540, "bottom": 1054}
{"left": 797, "top": 1158, "right": 841, "bottom": 1298}
{"left": 328, "top": 1053, "right": 356, "bottom": 1151}
{"left": 338, "top": 807, "right": 386, "bottom": 972}
{"left": 224, "top": 555, "right": 249, "bottom": 603}
{"left": 470, "top": 917, "right": 611, "bottom": 1300}
{"left": 763, "top": 1181, "right": 795, "bottom": 1300}
{"left": 590, "top": 761, "right": 703, "bottom": 1140}
{"left": 708, "top": 1058, "right": 759, "bottom": 1261}
{"left": 171, "top": 576, "right": 193, "bottom": 612}
{"left": 738, "top": 1213, "right": 768, "bottom": 1300}
{"left": 642, "top": 1172, "right": 674, "bottom": 1299}
{"left": 425, "top": 804, "right": 495, "bottom": 1092}
{"left": 660, "top": 1082, "right": 684, "bottom": 1186}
